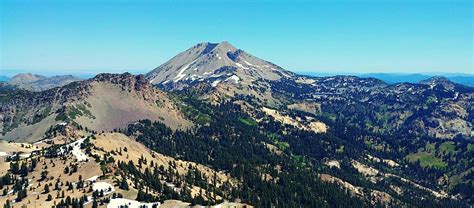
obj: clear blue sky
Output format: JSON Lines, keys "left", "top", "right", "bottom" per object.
{"left": 1, "top": 0, "right": 472, "bottom": 77}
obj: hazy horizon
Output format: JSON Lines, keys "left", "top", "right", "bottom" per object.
{"left": 1, "top": 68, "right": 473, "bottom": 79}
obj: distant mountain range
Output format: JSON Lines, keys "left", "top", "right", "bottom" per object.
{"left": 2, "top": 73, "right": 82, "bottom": 91}
{"left": 3, "top": 71, "right": 472, "bottom": 88}
{"left": 0, "top": 42, "right": 473, "bottom": 207}
{"left": 298, "top": 72, "right": 474, "bottom": 87}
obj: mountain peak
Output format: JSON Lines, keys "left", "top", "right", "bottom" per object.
{"left": 10, "top": 73, "right": 46, "bottom": 85}
{"left": 192, "top": 41, "right": 237, "bottom": 55}
{"left": 420, "top": 76, "right": 451, "bottom": 84}
{"left": 8, "top": 73, "right": 81, "bottom": 91}
{"left": 420, "top": 76, "right": 456, "bottom": 90}
{"left": 146, "top": 41, "right": 293, "bottom": 87}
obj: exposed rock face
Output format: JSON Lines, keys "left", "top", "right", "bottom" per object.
{"left": 8, "top": 73, "right": 82, "bottom": 91}
{"left": 0, "top": 73, "right": 192, "bottom": 142}
{"left": 147, "top": 41, "right": 293, "bottom": 86}
{"left": 269, "top": 75, "right": 473, "bottom": 139}
{"left": 146, "top": 42, "right": 473, "bottom": 140}
{"left": 146, "top": 42, "right": 295, "bottom": 106}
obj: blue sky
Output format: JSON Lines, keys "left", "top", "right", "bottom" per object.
{"left": 0, "top": 0, "right": 472, "bottom": 77}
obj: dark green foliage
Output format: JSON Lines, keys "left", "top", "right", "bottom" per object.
{"left": 123, "top": 93, "right": 471, "bottom": 207}
{"left": 124, "top": 99, "right": 365, "bottom": 207}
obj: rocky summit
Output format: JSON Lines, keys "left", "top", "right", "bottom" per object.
{"left": 147, "top": 42, "right": 293, "bottom": 86}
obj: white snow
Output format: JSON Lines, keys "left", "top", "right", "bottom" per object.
{"left": 0, "top": 152, "right": 8, "bottom": 157}
{"left": 174, "top": 67, "right": 188, "bottom": 82}
{"left": 211, "top": 80, "right": 221, "bottom": 87}
{"left": 92, "top": 181, "right": 115, "bottom": 195}
{"left": 189, "top": 75, "right": 198, "bottom": 81}
{"left": 87, "top": 175, "right": 99, "bottom": 182}
{"left": 71, "top": 139, "right": 88, "bottom": 162}
{"left": 244, "top": 60, "right": 254, "bottom": 66}
{"left": 226, "top": 75, "right": 240, "bottom": 84}
{"left": 174, "top": 59, "right": 197, "bottom": 82}
{"left": 203, "top": 72, "right": 212, "bottom": 75}
{"left": 211, "top": 74, "right": 223, "bottom": 78}
{"left": 107, "top": 198, "right": 160, "bottom": 208}
{"left": 429, "top": 83, "right": 435, "bottom": 89}
{"left": 60, "top": 138, "right": 88, "bottom": 162}
{"left": 162, "top": 80, "right": 171, "bottom": 84}
{"left": 33, "top": 141, "right": 43, "bottom": 145}
{"left": 235, "top": 62, "right": 249, "bottom": 70}
{"left": 216, "top": 53, "right": 222, "bottom": 60}
{"left": 19, "top": 153, "right": 31, "bottom": 158}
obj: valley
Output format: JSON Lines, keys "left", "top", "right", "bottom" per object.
{"left": 0, "top": 42, "right": 472, "bottom": 207}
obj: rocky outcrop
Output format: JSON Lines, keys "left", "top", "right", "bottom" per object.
{"left": 0, "top": 73, "right": 192, "bottom": 142}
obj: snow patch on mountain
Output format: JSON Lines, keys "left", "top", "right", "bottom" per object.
{"left": 174, "top": 60, "right": 196, "bottom": 82}
{"left": 107, "top": 198, "right": 160, "bottom": 208}
{"left": 92, "top": 181, "right": 115, "bottom": 194}
{"left": 211, "top": 80, "right": 221, "bottom": 87}
{"left": 87, "top": 175, "right": 99, "bottom": 182}
{"left": 226, "top": 75, "right": 240, "bottom": 84}
{"left": 235, "top": 62, "right": 249, "bottom": 70}
{"left": 59, "top": 138, "right": 88, "bottom": 162}
{"left": 244, "top": 60, "right": 254, "bottom": 66}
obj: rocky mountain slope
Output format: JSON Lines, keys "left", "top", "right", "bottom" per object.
{"left": 269, "top": 75, "right": 474, "bottom": 139}
{"left": 0, "top": 131, "right": 249, "bottom": 208}
{"left": 0, "top": 73, "right": 191, "bottom": 142}
{"left": 147, "top": 41, "right": 293, "bottom": 85}
{"left": 0, "top": 41, "right": 473, "bottom": 207}
{"left": 146, "top": 42, "right": 295, "bottom": 105}
{"left": 147, "top": 42, "right": 473, "bottom": 140}
{"left": 8, "top": 73, "right": 82, "bottom": 91}
{"left": 142, "top": 42, "right": 473, "bottom": 206}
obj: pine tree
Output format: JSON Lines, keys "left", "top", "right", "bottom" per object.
{"left": 3, "top": 199, "right": 11, "bottom": 208}
{"left": 92, "top": 200, "right": 98, "bottom": 208}
{"left": 44, "top": 184, "right": 50, "bottom": 193}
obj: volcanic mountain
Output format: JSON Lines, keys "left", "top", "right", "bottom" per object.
{"left": 147, "top": 41, "right": 294, "bottom": 85}
{"left": 1, "top": 42, "right": 474, "bottom": 207}
{"left": 146, "top": 42, "right": 297, "bottom": 104}
{"left": 145, "top": 42, "right": 473, "bottom": 139}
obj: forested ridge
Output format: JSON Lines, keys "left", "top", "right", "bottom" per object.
{"left": 122, "top": 94, "right": 470, "bottom": 207}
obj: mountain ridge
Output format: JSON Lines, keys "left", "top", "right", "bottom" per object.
{"left": 0, "top": 73, "right": 192, "bottom": 142}
{"left": 299, "top": 72, "right": 474, "bottom": 87}
{"left": 0, "top": 42, "right": 473, "bottom": 207}
{"left": 7, "top": 73, "right": 82, "bottom": 91}
{"left": 144, "top": 42, "right": 472, "bottom": 140}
